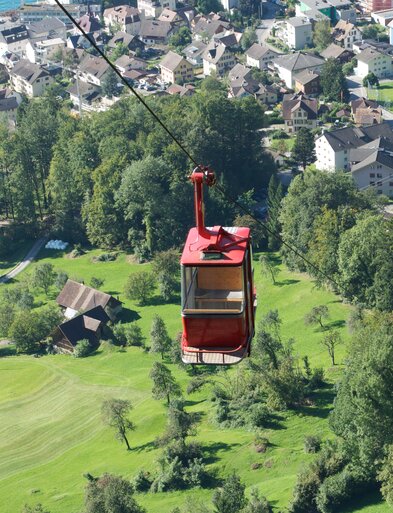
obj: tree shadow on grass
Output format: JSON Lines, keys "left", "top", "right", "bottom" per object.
{"left": 327, "top": 319, "right": 346, "bottom": 330}
{"left": 118, "top": 308, "right": 141, "bottom": 323}
{"left": 274, "top": 279, "right": 300, "bottom": 287}
{"left": 133, "top": 440, "right": 157, "bottom": 453}
{"left": 264, "top": 413, "right": 286, "bottom": 430}
{"left": 203, "top": 441, "right": 242, "bottom": 464}
{"left": 340, "top": 490, "right": 384, "bottom": 512}
{"left": 297, "top": 384, "right": 335, "bottom": 419}
{"left": 144, "top": 294, "right": 181, "bottom": 307}
{"left": 0, "top": 344, "right": 16, "bottom": 357}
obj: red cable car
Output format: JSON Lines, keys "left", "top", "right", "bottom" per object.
{"left": 181, "top": 167, "right": 257, "bottom": 365}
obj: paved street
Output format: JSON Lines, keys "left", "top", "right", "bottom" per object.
{"left": 256, "top": 1, "right": 283, "bottom": 53}
{"left": 0, "top": 237, "right": 46, "bottom": 283}
{"left": 346, "top": 75, "right": 393, "bottom": 122}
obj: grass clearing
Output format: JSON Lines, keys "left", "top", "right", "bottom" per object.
{"left": 368, "top": 81, "right": 393, "bottom": 111}
{"left": 0, "top": 239, "right": 33, "bottom": 277}
{"left": 0, "top": 248, "right": 388, "bottom": 513}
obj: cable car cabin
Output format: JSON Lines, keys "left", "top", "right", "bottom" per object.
{"left": 180, "top": 169, "right": 256, "bottom": 365}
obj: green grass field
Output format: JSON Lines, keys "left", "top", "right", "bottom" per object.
{"left": 0, "top": 239, "right": 33, "bottom": 277}
{"left": 0, "top": 248, "right": 389, "bottom": 513}
{"left": 368, "top": 81, "right": 393, "bottom": 111}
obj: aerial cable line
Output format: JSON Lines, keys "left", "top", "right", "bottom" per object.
{"left": 53, "top": 0, "right": 341, "bottom": 290}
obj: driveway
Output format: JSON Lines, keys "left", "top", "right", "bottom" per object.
{"left": 346, "top": 74, "right": 367, "bottom": 101}
{"left": 0, "top": 237, "right": 46, "bottom": 283}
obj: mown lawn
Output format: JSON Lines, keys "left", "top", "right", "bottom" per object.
{"left": 368, "top": 81, "right": 393, "bottom": 111}
{"left": 0, "top": 248, "right": 389, "bottom": 513}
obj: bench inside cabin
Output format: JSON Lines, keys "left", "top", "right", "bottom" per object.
{"left": 183, "top": 266, "right": 244, "bottom": 313}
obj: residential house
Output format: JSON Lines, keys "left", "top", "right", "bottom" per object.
{"left": 371, "top": 9, "right": 393, "bottom": 26}
{"left": 332, "top": 20, "right": 361, "bottom": 50}
{"left": 9, "top": 59, "right": 54, "bottom": 97}
{"left": 52, "top": 306, "right": 110, "bottom": 354}
{"left": 320, "top": 42, "right": 354, "bottom": 62}
{"left": 228, "top": 77, "right": 277, "bottom": 104}
{"left": 351, "top": 98, "right": 382, "bottom": 125}
{"left": 273, "top": 51, "right": 325, "bottom": 88}
{"left": 139, "top": 20, "right": 173, "bottom": 44}
{"left": 294, "top": 69, "right": 320, "bottom": 95}
{"left": 56, "top": 279, "right": 122, "bottom": 321}
{"left": 282, "top": 92, "right": 318, "bottom": 133}
{"left": 228, "top": 63, "right": 253, "bottom": 82}
{"left": 115, "top": 54, "right": 148, "bottom": 74}
{"left": 202, "top": 40, "right": 236, "bottom": 77}
{"left": 74, "top": 12, "right": 102, "bottom": 36}
{"left": 296, "top": 0, "right": 356, "bottom": 23}
{"left": 358, "top": 0, "right": 393, "bottom": 15}
{"left": 245, "top": 43, "right": 278, "bottom": 70}
{"left": 0, "top": 88, "right": 19, "bottom": 126}
{"left": 193, "top": 17, "right": 231, "bottom": 42}
{"left": 256, "top": 83, "right": 278, "bottom": 104}
{"left": 27, "top": 17, "right": 67, "bottom": 42}
{"left": 167, "top": 83, "right": 195, "bottom": 96}
{"left": 183, "top": 40, "right": 206, "bottom": 66}
{"left": 160, "top": 50, "right": 193, "bottom": 84}
{"left": 350, "top": 138, "right": 393, "bottom": 198}
{"left": 283, "top": 17, "right": 312, "bottom": 50}
{"left": 0, "top": 25, "right": 29, "bottom": 56}
{"left": 356, "top": 47, "right": 393, "bottom": 79}
{"left": 67, "top": 79, "right": 101, "bottom": 112}
{"left": 158, "top": 8, "right": 187, "bottom": 29}
{"left": 78, "top": 54, "right": 111, "bottom": 86}
{"left": 0, "top": 51, "right": 20, "bottom": 69}
{"left": 108, "top": 32, "right": 145, "bottom": 53}
{"left": 25, "top": 38, "right": 66, "bottom": 64}
{"left": 20, "top": 4, "right": 101, "bottom": 25}
{"left": 315, "top": 123, "right": 393, "bottom": 171}
{"left": 213, "top": 31, "right": 241, "bottom": 50}
{"left": 137, "top": 0, "right": 176, "bottom": 19}
{"left": 103, "top": 5, "right": 142, "bottom": 35}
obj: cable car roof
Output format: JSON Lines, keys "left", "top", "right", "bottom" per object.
{"left": 181, "top": 226, "right": 250, "bottom": 266}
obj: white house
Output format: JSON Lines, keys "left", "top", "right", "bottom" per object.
{"left": 356, "top": 47, "right": 393, "bottom": 79}
{"left": 25, "top": 38, "right": 66, "bottom": 64}
{"left": 103, "top": 5, "right": 142, "bottom": 35}
{"left": 202, "top": 40, "right": 236, "bottom": 77}
{"left": 245, "top": 43, "right": 278, "bottom": 70}
{"left": 332, "top": 20, "right": 361, "bottom": 50}
{"left": 273, "top": 51, "right": 325, "bottom": 88}
{"left": 283, "top": 17, "right": 312, "bottom": 50}
{"left": 78, "top": 55, "right": 111, "bottom": 86}
{"left": 137, "top": 0, "right": 176, "bottom": 19}
{"left": 351, "top": 138, "right": 393, "bottom": 198}
{"left": 0, "top": 25, "right": 29, "bottom": 56}
{"left": 9, "top": 59, "right": 54, "bottom": 97}
{"left": 389, "top": 20, "right": 393, "bottom": 45}
{"left": 315, "top": 123, "right": 393, "bottom": 171}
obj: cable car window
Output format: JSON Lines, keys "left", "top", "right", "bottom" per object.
{"left": 182, "top": 265, "right": 244, "bottom": 314}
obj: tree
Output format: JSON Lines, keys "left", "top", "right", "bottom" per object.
{"left": 313, "top": 20, "right": 332, "bottom": 51}
{"left": 361, "top": 24, "right": 378, "bottom": 40}
{"left": 31, "top": 263, "right": 55, "bottom": 294}
{"left": 102, "top": 399, "right": 135, "bottom": 451}
{"left": 102, "top": 69, "right": 119, "bottom": 98}
{"left": 124, "top": 272, "right": 156, "bottom": 305}
{"left": 320, "top": 59, "right": 348, "bottom": 102}
{"left": 152, "top": 249, "right": 179, "bottom": 301}
{"left": 150, "top": 362, "right": 181, "bottom": 405}
{"left": 304, "top": 305, "right": 330, "bottom": 330}
{"left": 259, "top": 254, "right": 279, "bottom": 284}
{"left": 150, "top": 314, "right": 171, "bottom": 359}
{"left": 195, "top": 0, "right": 222, "bottom": 14}
{"left": 363, "top": 72, "right": 379, "bottom": 87}
{"left": 110, "top": 42, "right": 129, "bottom": 62}
{"left": 243, "top": 488, "right": 273, "bottom": 513}
{"left": 169, "top": 27, "right": 192, "bottom": 51}
{"left": 90, "top": 276, "right": 105, "bottom": 289}
{"left": 54, "top": 270, "right": 68, "bottom": 290}
{"left": 234, "top": 214, "right": 266, "bottom": 249}
{"left": 291, "top": 128, "right": 316, "bottom": 171}
{"left": 241, "top": 29, "right": 258, "bottom": 51}
{"left": 21, "top": 505, "right": 50, "bottom": 513}
{"left": 378, "top": 444, "right": 393, "bottom": 506}
{"left": 84, "top": 474, "right": 146, "bottom": 513}
{"left": 266, "top": 175, "right": 284, "bottom": 250}
{"left": 161, "top": 399, "right": 196, "bottom": 444}
{"left": 212, "top": 473, "right": 247, "bottom": 513}
{"left": 0, "top": 302, "right": 15, "bottom": 337}
{"left": 321, "top": 330, "right": 342, "bottom": 366}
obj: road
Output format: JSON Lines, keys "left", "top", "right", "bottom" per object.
{"left": 346, "top": 75, "right": 393, "bottom": 122}
{"left": 0, "top": 237, "right": 47, "bottom": 283}
{"left": 256, "top": 1, "right": 283, "bottom": 52}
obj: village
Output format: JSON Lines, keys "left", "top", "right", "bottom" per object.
{"left": 0, "top": 0, "right": 393, "bottom": 197}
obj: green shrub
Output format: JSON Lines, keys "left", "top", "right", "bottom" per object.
{"left": 73, "top": 339, "right": 92, "bottom": 358}
{"left": 309, "top": 367, "right": 324, "bottom": 389}
{"left": 133, "top": 470, "right": 153, "bottom": 492}
{"left": 304, "top": 435, "right": 322, "bottom": 454}
{"left": 316, "top": 469, "right": 370, "bottom": 513}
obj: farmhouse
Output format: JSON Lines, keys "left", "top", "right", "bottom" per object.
{"left": 52, "top": 305, "right": 110, "bottom": 353}
{"left": 56, "top": 279, "right": 122, "bottom": 320}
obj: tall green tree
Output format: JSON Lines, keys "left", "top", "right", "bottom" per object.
{"left": 31, "top": 263, "right": 55, "bottom": 294}
{"left": 320, "top": 59, "right": 348, "bottom": 102}
{"left": 150, "top": 362, "right": 181, "bottom": 405}
{"left": 313, "top": 20, "right": 332, "bottom": 51}
{"left": 212, "top": 473, "right": 247, "bottom": 513}
{"left": 150, "top": 314, "right": 171, "bottom": 359}
{"left": 291, "top": 128, "right": 316, "bottom": 171}
{"left": 102, "top": 69, "right": 119, "bottom": 98}
{"left": 102, "top": 399, "right": 135, "bottom": 450}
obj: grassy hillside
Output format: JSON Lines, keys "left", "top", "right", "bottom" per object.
{"left": 0, "top": 248, "right": 388, "bottom": 513}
